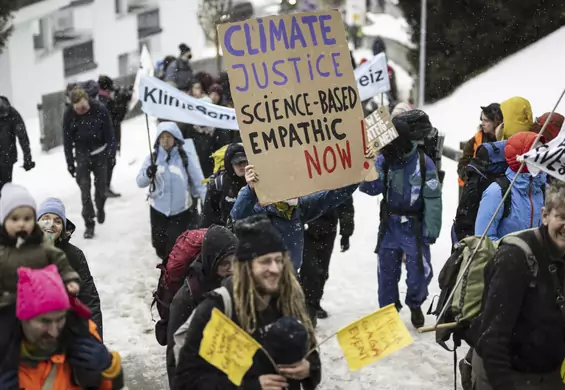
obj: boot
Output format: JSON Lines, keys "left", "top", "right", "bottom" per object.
{"left": 316, "top": 305, "right": 328, "bottom": 319}
{"left": 84, "top": 226, "right": 95, "bottom": 239}
{"left": 97, "top": 209, "right": 106, "bottom": 224}
{"left": 307, "top": 305, "right": 318, "bottom": 328}
{"left": 459, "top": 357, "right": 473, "bottom": 390}
{"left": 395, "top": 300, "right": 403, "bottom": 312}
{"left": 410, "top": 307, "right": 425, "bottom": 328}
{"left": 106, "top": 188, "right": 121, "bottom": 198}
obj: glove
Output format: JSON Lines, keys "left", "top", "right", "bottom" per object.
{"left": 146, "top": 164, "right": 158, "bottom": 179}
{"left": 0, "top": 371, "right": 18, "bottom": 390}
{"left": 23, "top": 159, "right": 35, "bottom": 171}
{"left": 68, "top": 338, "right": 112, "bottom": 372}
{"left": 68, "top": 164, "right": 76, "bottom": 178}
{"left": 340, "top": 236, "right": 350, "bottom": 252}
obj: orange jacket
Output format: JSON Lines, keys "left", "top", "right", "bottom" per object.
{"left": 457, "top": 131, "right": 484, "bottom": 186}
{"left": 19, "top": 320, "right": 122, "bottom": 390}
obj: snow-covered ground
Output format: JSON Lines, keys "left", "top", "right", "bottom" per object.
{"left": 363, "top": 13, "right": 414, "bottom": 48}
{"left": 425, "top": 26, "right": 565, "bottom": 150}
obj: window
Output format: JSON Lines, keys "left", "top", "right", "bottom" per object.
{"left": 63, "top": 40, "right": 97, "bottom": 77}
{"left": 137, "top": 8, "right": 161, "bottom": 39}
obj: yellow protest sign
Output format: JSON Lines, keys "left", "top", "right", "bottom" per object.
{"left": 199, "top": 308, "right": 262, "bottom": 385}
{"left": 336, "top": 304, "right": 413, "bottom": 371}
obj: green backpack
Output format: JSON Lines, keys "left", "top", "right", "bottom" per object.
{"left": 430, "top": 229, "right": 540, "bottom": 351}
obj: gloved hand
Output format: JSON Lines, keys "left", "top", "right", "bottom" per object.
{"left": 340, "top": 236, "right": 350, "bottom": 252}
{"left": 67, "top": 338, "right": 112, "bottom": 372}
{"left": 146, "top": 164, "right": 158, "bottom": 179}
{"left": 23, "top": 159, "right": 35, "bottom": 171}
{"left": 68, "top": 164, "right": 76, "bottom": 178}
{"left": 0, "top": 371, "right": 18, "bottom": 390}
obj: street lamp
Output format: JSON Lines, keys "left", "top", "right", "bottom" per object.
{"left": 418, "top": 0, "right": 427, "bottom": 107}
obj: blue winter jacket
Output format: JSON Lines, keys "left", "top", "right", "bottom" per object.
{"left": 230, "top": 184, "right": 359, "bottom": 269}
{"left": 359, "top": 145, "right": 443, "bottom": 241}
{"left": 136, "top": 122, "right": 206, "bottom": 217}
{"left": 475, "top": 168, "right": 546, "bottom": 241}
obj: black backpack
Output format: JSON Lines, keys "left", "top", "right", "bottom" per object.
{"left": 394, "top": 109, "right": 445, "bottom": 184}
{"left": 452, "top": 141, "right": 510, "bottom": 243}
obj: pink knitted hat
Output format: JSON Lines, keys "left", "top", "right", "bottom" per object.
{"left": 16, "top": 264, "right": 71, "bottom": 321}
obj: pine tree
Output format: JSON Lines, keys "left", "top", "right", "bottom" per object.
{"left": 397, "top": 0, "right": 565, "bottom": 103}
{"left": 0, "top": 0, "right": 18, "bottom": 53}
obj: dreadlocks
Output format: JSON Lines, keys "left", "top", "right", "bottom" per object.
{"left": 233, "top": 254, "right": 317, "bottom": 350}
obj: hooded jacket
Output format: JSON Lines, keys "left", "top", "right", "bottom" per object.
{"left": 137, "top": 122, "right": 206, "bottom": 216}
{"left": 0, "top": 225, "right": 79, "bottom": 308}
{"left": 166, "top": 225, "right": 237, "bottom": 385}
{"left": 56, "top": 218, "right": 103, "bottom": 336}
{"left": 173, "top": 277, "right": 322, "bottom": 390}
{"left": 230, "top": 184, "right": 359, "bottom": 270}
{"left": 164, "top": 58, "right": 194, "bottom": 91}
{"left": 201, "top": 144, "right": 247, "bottom": 228}
{"left": 499, "top": 97, "right": 533, "bottom": 140}
{"left": 0, "top": 96, "right": 32, "bottom": 166}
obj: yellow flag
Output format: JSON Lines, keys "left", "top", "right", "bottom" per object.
{"left": 336, "top": 304, "right": 413, "bottom": 371}
{"left": 199, "top": 308, "right": 262, "bottom": 386}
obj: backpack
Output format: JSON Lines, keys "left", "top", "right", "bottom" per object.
{"left": 452, "top": 141, "right": 510, "bottom": 242}
{"left": 430, "top": 229, "right": 540, "bottom": 351}
{"left": 173, "top": 286, "right": 233, "bottom": 364}
{"left": 394, "top": 109, "right": 445, "bottom": 184}
{"left": 152, "top": 228, "right": 207, "bottom": 346}
{"left": 202, "top": 144, "right": 230, "bottom": 185}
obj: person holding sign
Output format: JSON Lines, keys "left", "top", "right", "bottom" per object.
{"left": 230, "top": 165, "right": 359, "bottom": 271}
{"left": 173, "top": 215, "right": 321, "bottom": 390}
{"left": 360, "top": 116, "right": 442, "bottom": 329}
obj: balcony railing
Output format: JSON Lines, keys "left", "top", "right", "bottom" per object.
{"left": 63, "top": 39, "right": 97, "bottom": 77}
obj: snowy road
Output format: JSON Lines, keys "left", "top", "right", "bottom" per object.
{"left": 16, "top": 115, "right": 458, "bottom": 389}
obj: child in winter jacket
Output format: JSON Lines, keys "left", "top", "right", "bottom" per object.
{"left": 360, "top": 116, "right": 442, "bottom": 329}
{"left": 137, "top": 121, "right": 207, "bottom": 261}
{"left": 0, "top": 183, "right": 80, "bottom": 382}
{"left": 475, "top": 132, "right": 547, "bottom": 241}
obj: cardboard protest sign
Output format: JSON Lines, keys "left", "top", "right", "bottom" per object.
{"left": 518, "top": 130, "right": 565, "bottom": 181}
{"left": 218, "top": 10, "right": 370, "bottom": 204}
{"left": 199, "top": 308, "right": 262, "bottom": 385}
{"left": 364, "top": 106, "right": 399, "bottom": 153}
{"left": 336, "top": 304, "right": 413, "bottom": 371}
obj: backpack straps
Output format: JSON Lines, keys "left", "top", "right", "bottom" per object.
{"left": 494, "top": 176, "right": 512, "bottom": 219}
{"left": 499, "top": 234, "right": 539, "bottom": 287}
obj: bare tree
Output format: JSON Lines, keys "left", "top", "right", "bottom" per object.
{"left": 197, "top": 0, "right": 233, "bottom": 74}
{"left": 0, "top": 0, "right": 17, "bottom": 54}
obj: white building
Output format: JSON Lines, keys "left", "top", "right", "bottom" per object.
{"left": 0, "top": 0, "right": 209, "bottom": 119}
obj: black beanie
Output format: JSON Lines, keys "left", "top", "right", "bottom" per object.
{"left": 234, "top": 215, "right": 287, "bottom": 262}
{"left": 264, "top": 317, "right": 309, "bottom": 365}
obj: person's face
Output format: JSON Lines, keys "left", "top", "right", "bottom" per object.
{"left": 210, "top": 91, "right": 221, "bottom": 105}
{"left": 73, "top": 98, "right": 90, "bottom": 115}
{"left": 232, "top": 161, "right": 247, "bottom": 177}
{"left": 4, "top": 207, "right": 35, "bottom": 238}
{"left": 38, "top": 213, "right": 64, "bottom": 242}
{"left": 542, "top": 205, "right": 565, "bottom": 254}
{"left": 159, "top": 131, "right": 176, "bottom": 151}
{"left": 216, "top": 254, "right": 235, "bottom": 278}
{"left": 481, "top": 113, "right": 495, "bottom": 134}
{"left": 251, "top": 252, "right": 284, "bottom": 295}
{"left": 192, "top": 83, "right": 203, "bottom": 98}
{"left": 22, "top": 310, "right": 67, "bottom": 351}
{"left": 181, "top": 51, "right": 192, "bottom": 61}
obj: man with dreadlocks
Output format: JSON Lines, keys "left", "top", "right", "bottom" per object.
{"left": 136, "top": 122, "right": 206, "bottom": 261}
{"left": 173, "top": 214, "right": 321, "bottom": 390}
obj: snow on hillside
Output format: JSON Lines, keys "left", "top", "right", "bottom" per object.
{"left": 426, "top": 26, "right": 565, "bottom": 149}
{"left": 363, "top": 13, "right": 414, "bottom": 48}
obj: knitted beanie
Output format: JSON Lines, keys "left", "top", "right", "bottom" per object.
{"left": 16, "top": 264, "right": 71, "bottom": 321}
{"left": 0, "top": 183, "right": 36, "bottom": 223}
{"left": 234, "top": 215, "right": 287, "bottom": 262}
{"left": 37, "top": 198, "right": 67, "bottom": 230}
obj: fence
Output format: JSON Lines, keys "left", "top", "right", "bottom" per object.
{"left": 37, "top": 56, "right": 224, "bottom": 152}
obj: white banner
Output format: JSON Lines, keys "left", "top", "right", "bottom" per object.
{"left": 519, "top": 123, "right": 565, "bottom": 180}
{"left": 138, "top": 54, "right": 389, "bottom": 129}
{"left": 129, "top": 45, "right": 155, "bottom": 111}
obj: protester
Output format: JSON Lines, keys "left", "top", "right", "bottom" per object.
{"left": 472, "top": 180, "right": 565, "bottom": 390}
{"left": 457, "top": 104, "right": 501, "bottom": 186}
{"left": 173, "top": 215, "right": 321, "bottom": 390}
{"left": 164, "top": 43, "right": 194, "bottom": 92}
{"left": 0, "top": 96, "right": 35, "bottom": 194}
{"left": 0, "top": 265, "right": 124, "bottom": 389}
{"left": 531, "top": 112, "right": 565, "bottom": 142}
{"left": 301, "top": 197, "right": 354, "bottom": 327}
{"left": 497, "top": 96, "right": 533, "bottom": 140}
{"left": 63, "top": 87, "right": 115, "bottom": 239}
{"left": 37, "top": 197, "right": 103, "bottom": 335}
{"left": 200, "top": 143, "right": 247, "bottom": 228}
{"left": 207, "top": 84, "right": 223, "bottom": 105}
{"left": 475, "top": 132, "right": 546, "bottom": 241}
{"left": 360, "top": 116, "right": 443, "bottom": 328}
{"left": 231, "top": 165, "right": 359, "bottom": 271}
{"left": 165, "top": 225, "right": 237, "bottom": 386}
{"left": 136, "top": 121, "right": 206, "bottom": 261}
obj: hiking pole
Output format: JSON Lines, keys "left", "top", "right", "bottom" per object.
{"left": 419, "top": 88, "right": 565, "bottom": 334}
{"left": 144, "top": 114, "right": 156, "bottom": 193}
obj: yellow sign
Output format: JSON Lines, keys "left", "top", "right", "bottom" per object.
{"left": 336, "top": 304, "right": 413, "bottom": 371}
{"left": 199, "top": 308, "right": 262, "bottom": 385}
